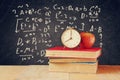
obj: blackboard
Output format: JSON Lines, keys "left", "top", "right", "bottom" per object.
{"left": 0, "top": 0, "right": 120, "bottom": 65}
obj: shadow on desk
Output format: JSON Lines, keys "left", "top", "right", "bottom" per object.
{"left": 98, "top": 65, "right": 120, "bottom": 74}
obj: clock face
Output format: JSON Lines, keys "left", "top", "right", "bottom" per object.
{"left": 61, "top": 28, "right": 81, "bottom": 48}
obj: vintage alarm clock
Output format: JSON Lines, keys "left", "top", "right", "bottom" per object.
{"left": 61, "top": 27, "right": 81, "bottom": 48}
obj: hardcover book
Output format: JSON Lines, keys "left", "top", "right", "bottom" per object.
{"left": 46, "top": 46, "right": 101, "bottom": 58}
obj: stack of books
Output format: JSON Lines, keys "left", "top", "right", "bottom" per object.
{"left": 45, "top": 46, "right": 101, "bottom": 73}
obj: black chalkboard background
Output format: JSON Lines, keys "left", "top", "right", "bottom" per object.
{"left": 0, "top": 0, "right": 120, "bottom": 65}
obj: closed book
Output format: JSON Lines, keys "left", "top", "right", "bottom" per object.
{"left": 49, "top": 61, "right": 98, "bottom": 73}
{"left": 49, "top": 58, "right": 97, "bottom": 63}
{"left": 46, "top": 46, "right": 101, "bottom": 58}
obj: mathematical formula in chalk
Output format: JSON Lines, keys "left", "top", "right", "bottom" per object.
{"left": 12, "top": 3, "right": 103, "bottom": 64}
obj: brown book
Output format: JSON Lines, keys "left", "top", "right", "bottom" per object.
{"left": 46, "top": 46, "right": 101, "bottom": 58}
{"left": 49, "top": 61, "right": 98, "bottom": 73}
{"left": 49, "top": 58, "right": 97, "bottom": 63}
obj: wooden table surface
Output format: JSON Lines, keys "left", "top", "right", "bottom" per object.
{"left": 0, "top": 65, "right": 120, "bottom": 80}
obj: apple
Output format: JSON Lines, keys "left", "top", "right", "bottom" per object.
{"left": 79, "top": 42, "right": 84, "bottom": 49}
{"left": 80, "top": 32, "right": 95, "bottom": 48}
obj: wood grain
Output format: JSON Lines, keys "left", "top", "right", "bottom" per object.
{"left": 0, "top": 65, "right": 120, "bottom": 80}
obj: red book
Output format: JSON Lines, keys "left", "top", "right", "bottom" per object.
{"left": 45, "top": 46, "right": 101, "bottom": 59}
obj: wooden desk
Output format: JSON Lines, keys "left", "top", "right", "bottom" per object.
{"left": 0, "top": 65, "right": 120, "bottom": 80}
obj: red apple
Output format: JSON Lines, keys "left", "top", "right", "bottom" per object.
{"left": 79, "top": 42, "right": 84, "bottom": 49}
{"left": 80, "top": 32, "right": 95, "bottom": 48}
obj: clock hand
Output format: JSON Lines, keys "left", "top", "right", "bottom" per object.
{"left": 65, "top": 37, "right": 72, "bottom": 42}
{"left": 70, "top": 29, "right": 72, "bottom": 39}
{"left": 65, "top": 29, "right": 73, "bottom": 42}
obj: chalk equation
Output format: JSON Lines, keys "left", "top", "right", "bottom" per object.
{"left": 12, "top": 3, "right": 103, "bottom": 64}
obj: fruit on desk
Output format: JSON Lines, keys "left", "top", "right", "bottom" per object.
{"left": 80, "top": 32, "right": 95, "bottom": 48}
